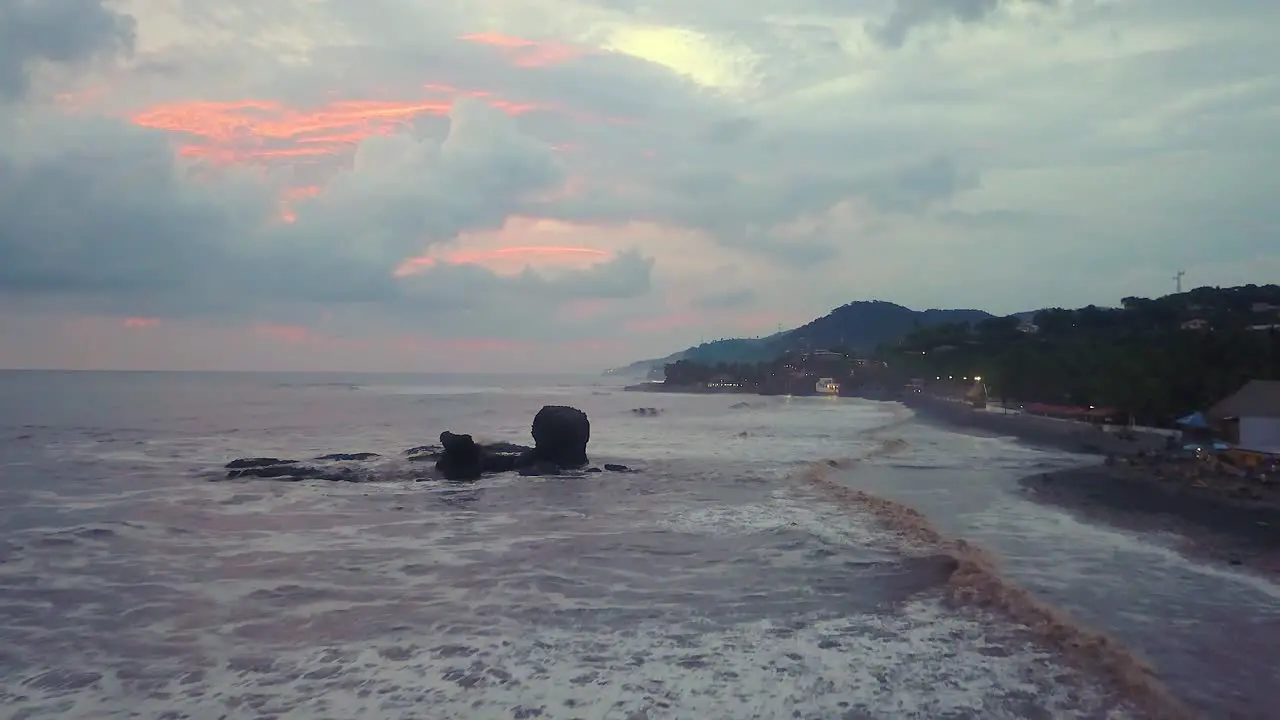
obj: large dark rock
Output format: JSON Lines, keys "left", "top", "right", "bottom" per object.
{"left": 528, "top": 405, "right": 590, "bottom": 468}
{"left": 433, "top": 433, "right": 535, "bottom": 479}
{"left": 436, "top": 431, "right": 484, "bottom": 481}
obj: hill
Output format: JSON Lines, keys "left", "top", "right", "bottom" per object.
{"left": 884, "top": 284, "right": 1280, "bottom": 425}
{"left": 606, "top": 301, "right": 994, "bottom": 377}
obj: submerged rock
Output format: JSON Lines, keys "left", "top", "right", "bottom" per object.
{"left": 404, "top": 444, "right": 442, "bottom": 461}
{"left": 224, "top": 458, "right": 359, "bottom": 482}
{"left": 225, "top": 457, "right": 298, "bottom": 470}
{"left": 314, "top": 452, "right": 380, "bottom": 461}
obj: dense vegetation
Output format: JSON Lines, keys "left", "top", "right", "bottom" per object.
{"left": 663, "top": 349, "right": 889, "bottom": 396}
{"left": 880, "top": 285, "right": 1280, "bottom": 425}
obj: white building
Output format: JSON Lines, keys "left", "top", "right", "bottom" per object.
{"left": 1210, "top": 380, "right": 1280, "bottom": 454}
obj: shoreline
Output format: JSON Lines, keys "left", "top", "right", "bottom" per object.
{"left": 1018, "top": 465, "right": 1280, "bottom": 574}
{"left": 900, "top": 393, "right": 1170, "bottom": 456}
{"left": 902, "top": 394, "right": 1280, "bottom": 575}
{"left": 622, "top": 382, "right": 755, "bottom": 395}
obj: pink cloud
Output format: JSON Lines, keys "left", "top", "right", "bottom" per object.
{"left": 252, "top": 323, "right": 313, "bottom": 343}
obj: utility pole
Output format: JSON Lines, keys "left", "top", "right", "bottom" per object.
{"left": 1173, "top": 269, "right": 1185, "bottom": 294}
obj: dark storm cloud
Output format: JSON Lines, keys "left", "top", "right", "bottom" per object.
{"left": 874, "top": 0, "right": 1052, "bottom": 47}
{"left": 0, "top": 0, "right": 136, "bottom": 99}
{"left": 0, "top": 100, "right": 653, "bottom": 323}
{"left": 0, "top": 116, "right": 268, "bottom": 300}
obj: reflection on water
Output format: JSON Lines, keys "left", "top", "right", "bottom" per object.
{"left": 0, "top": 371, "right": 1270, "bottom": 717}
{"left": 844, "top": 422, "right": 1280, "bottom": 718}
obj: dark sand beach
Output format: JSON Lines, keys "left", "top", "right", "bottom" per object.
{"left": 904, "top": 394, "right": 1280, "bottom": 575}
{"left": 1019, "top": 464, "right": 1280, "bottom": 574}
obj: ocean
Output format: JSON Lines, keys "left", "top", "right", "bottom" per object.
{"left": 1, "top": 370, "right": 1277, "bottom": 719}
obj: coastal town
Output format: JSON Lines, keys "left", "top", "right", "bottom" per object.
{"left": 625, "top": 285, "right": 1280, "bottom": 571}
{"left": 625, "top": 284, "right": 1280, "bottom": 452}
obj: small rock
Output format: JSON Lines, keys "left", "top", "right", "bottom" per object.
{"left": 603, "top": 463, "right": 630, "bottom": 473}
{"left": 225, "top": 457, "right": 298, "bottom": 470}
{"left": 314, "top": 452, "right": 380, "bottom": 461}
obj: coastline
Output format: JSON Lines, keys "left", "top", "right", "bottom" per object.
{"left": 902, "top": 393, "right": 1280, "bottom": 575}
{"left": 622, "top": 382, "right": 754, "bottom": 395}
{"left": 899, "top": 393, "right": 1169, "bottom": 456}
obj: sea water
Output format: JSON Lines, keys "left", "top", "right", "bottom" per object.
{"left": 0, "top": 370, "right": 1275, "bottom": 719}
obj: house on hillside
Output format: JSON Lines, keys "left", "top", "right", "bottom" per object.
{"left": 1181, "top": 318, "right": 1211, "bottom": 331}
{"left": 1208, "top": 380, "right": 1280, "bottom": 454}
{"left": 1017, "top": 321, "right": 1039, "bottom": 334}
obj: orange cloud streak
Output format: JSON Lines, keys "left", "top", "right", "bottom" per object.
{"left": 122, "top": 317, "right": 161, "bottom": 329}
{"left": 131, "top": 88, "right": 551, "bottom": 168}
{"left": 394, "top": 246, "right": 610, "bottom": 277}
{"left": 460, "top": 33, "right": 587, "bottom": 67}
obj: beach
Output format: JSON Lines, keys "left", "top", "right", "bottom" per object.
{"left": 903, "top": 393, "right": 1280, "bottom": 576}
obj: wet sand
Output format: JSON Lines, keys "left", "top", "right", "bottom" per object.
{"left": 1019, "top": 464, "right": 1280, "bottom": 575}
{"left": 900, "top": 394, "right": 1168, "bottom": 456}
{"left": 902, "top": 394, "right": 1280, "bottom": 575}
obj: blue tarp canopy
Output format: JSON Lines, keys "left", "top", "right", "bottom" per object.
{"left": 1176, "top": 411, "right": 1209, "bottom": 428}
{"left": 1183, "top": 441, "right": 1230, "bottom": 451}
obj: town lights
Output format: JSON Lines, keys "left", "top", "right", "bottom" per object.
{"left": 974, "top": 376, "right": 982, "bottom": 381}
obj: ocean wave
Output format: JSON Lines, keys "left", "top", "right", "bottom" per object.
{"left": 789, "top": 429, "right": 1194, "bottom": 720}
{"left": 5, "top": 376, "right": 1260, "bottom": 718}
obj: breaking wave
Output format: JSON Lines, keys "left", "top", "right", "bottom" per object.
{"left": 790, "top": 413, "right": 1194, "bottom": 720}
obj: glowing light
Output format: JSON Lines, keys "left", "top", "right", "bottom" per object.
{"left": 603, "top": 25, "right": 756, "bottom": 91}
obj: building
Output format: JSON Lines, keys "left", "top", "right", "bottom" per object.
{"left": 1017, "top": 321, "right": 1039, "bottom": 334}
{"left": 1180, "top": 318, "right": 1211, "bottom": 331}
{"left": 1208, "top": 380, "right": 1280, "bottom": 454}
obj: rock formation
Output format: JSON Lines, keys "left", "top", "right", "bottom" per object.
{"left": 222, "top": 405, "right": 620, "bottom": 483}
{"left": 528, "top": 405, "right": 591, "bottom": 468}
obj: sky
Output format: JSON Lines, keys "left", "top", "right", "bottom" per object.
{"left": 0, "top": 0, "right": 1277, "bottom": 372}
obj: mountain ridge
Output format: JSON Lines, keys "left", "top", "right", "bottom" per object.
{"left": 605, "top": 300, "right": 1001, "bottom": 377}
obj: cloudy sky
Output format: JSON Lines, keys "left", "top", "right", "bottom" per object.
{"left": 0, "top": 0, "right": 1276, "bottom": 372}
